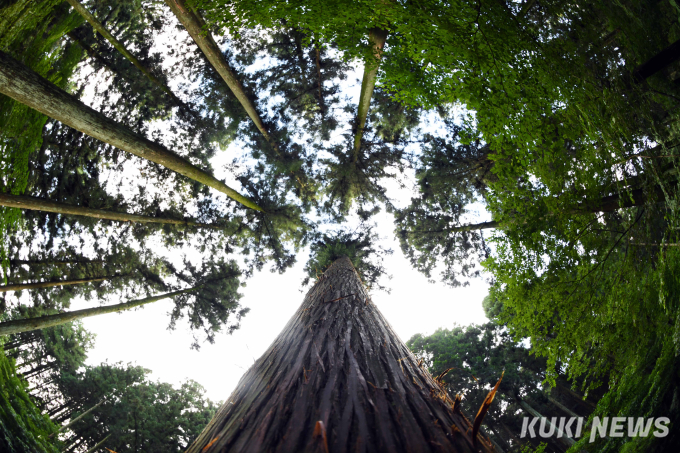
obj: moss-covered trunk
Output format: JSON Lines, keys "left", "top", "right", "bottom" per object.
{"left": 187, "top": 256, "right": 494, "bottom": 453}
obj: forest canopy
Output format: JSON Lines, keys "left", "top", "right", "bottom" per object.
{"left": 1, "top": 0, "right": 680, "bottom": 451}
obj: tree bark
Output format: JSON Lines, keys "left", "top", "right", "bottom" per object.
{"left": 83, "top": 434, "right": 110, "bottom": 453}
{"left": 66, "top": 31, "right": 117, "bottom": 74}
{"left": 164, "top": 0, "right": 278, "bottom": 152}
{"left": 186, "top": 256, "right": 494, "bottom": 453}
{"left": 633, "top": 37, "right": 680, "bottom": 82}
{"left": 0, "top": 193, "right": 227, "bottom": 229}
{"left": 554, "top": 382, "right": 597, "bottom": 409}
{"left": 0, "top": 51, "right": 263, "bottom": 212}
{"left": 51, "top": 399, "right": 105, "bottom": 437}
{"left": 422, "top": 183, "right": 665, "bottom": 235}
{"left": 547, "top": 395, "right": 580, "bottom": 418}
{"left": 0, "top": 276, "right": 112, "bottom": 293}
{"left": 64, "top": 0, "right": 185, "bottom": 107}
{"left": 0, "top": 287, "right": 195, "bottom": 336}
{"left": 353, "top": 28, "right": 388, "bottom": 162}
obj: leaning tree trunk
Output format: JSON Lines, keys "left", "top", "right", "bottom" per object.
{"left": 633, "top": 37, "right": 680, "bottom": 82}
{"left": 164, "top": 0, "right": 277, "bottom": 151}
{"left": 0, "top": 193, "right": 227, "bottom": 229}
{"left": 64, "top": 0, "right": 186, "bottom": 108}
{"left": 0, "top": 51, "right": 262, "bottom": 212}
{"left": 0, "top": 288, "right": 194, "bottom": 336}
{"left": 187, "top": 256, "right": 495, "bottom": 453}
{"left": 353, "top": 28, "right": 388, "bottom": 162}
{"left": 0, "top": 276, "right": 116, "bottom": 293}
{"left": 424, "top": 183, "right": 666, "bottom": 234}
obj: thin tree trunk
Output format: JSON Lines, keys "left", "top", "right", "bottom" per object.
{"left": 423, "top": 183, "right": 664, "bottom": 235}
{"left": 518, "top": 399, "right": 576, "bottom": 448}
{"left": 83, "top": 434, "right": 111, "bottom": 453}
{"left": 0, "top": 276, "right": 112, "bottom": 293}
{"left": 547, "top": 395, "right": 580, "bottom": 418}
{"left": 633, "top": 37, "right": 680, "bottom": 82}
{"left": 500, "top": 421, "right": 523, "bottom": 447}
{"left": 555, "top": 382, "right": 597, "bottom": 409}
{"left": 66, "top": 31, "right": 117, "bottom": 73}
{"left": 0, "top": 287, "right": 195, "bottom": 336}
{"left": 51, "top": 399, "right": 105, "bottom": 437}
{"left": 480, "top": 425, "right": 506, "bottom": 453}
{"left": 187, "top": 256, "right": 494, "bottom": 453}
{"left": 11, "top": 258, "right": 105, "bottom": 266}
{"left": 0, "top": 193, "right": 227, "bottom": 229}
{"left": 65, "top": 435, "right": 85, "bottom": 453}
{"left": 0, "top": 51, "right": 263, "bottom": 211}
{"left": 164, "top": 0, "right": 276, "bottom": 151}
{"left": 22, "top": 362, "right": 53, "bottom": 379}
{"left": 64, "top": 0, "right": 184, "bottom": 107}
{"left": 353, "top": 28, "right": 388, "bottom": 162}
{"left": 519, "top": 0, "right": 537, "bottom": 17}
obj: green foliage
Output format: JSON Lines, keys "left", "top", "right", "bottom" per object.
{"left": 0, "top": 0, "right": 84, "bottom": 280}
{"left": 168, "top": 257, "right": 246, "bottom": 349}
{"left": 56, "top": 362, "right": 218, "bottom": 452}
{"left": 394, "top": 120, "right": 492, "bottom": 286}
{"left": 303, "top": 227, "right": 392, "bottom": 292}
{"left": 0, "top": 345, "right": 60, "bottom": 453}
{"left": 407, "top": 322, "right": 570, "bottom": 452}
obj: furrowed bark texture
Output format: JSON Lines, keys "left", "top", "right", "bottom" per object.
{"left": 0, "top": 288, "right": 192, "bottom": 336}
{"left": 0, "top": 193, "right": 224, "bottom": 229}
{"left": 187, "top": 256, "right": 494, "bottom": 453}
{"left": 353, "top": 28, "right": 387, "bottom": 162}
{"left": 0, "top": 51, "right": 262, "bottom": 212}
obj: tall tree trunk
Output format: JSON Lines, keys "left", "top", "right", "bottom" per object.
{"left": 83, "top": 434, "right": 110, "bottom": 453}
{"left": 186, "top": 256, "right": 494, "bottom": 453}
{"left": 480, "top": 425, "right": 506, "bottom": 453}
{"left": 50, "top": 399, "right": 105, "bottom": 437}
{"left": 554, "top": 381, "right": 597, "bottom": 409}
{"left": 0, "top": 51, "right": 263, "bottom": 212}
{"left": 518, "top": 399, "right": 576, "bottom": 449}
{"left": 500, "top": 421, "right": 523, "bottom": 447}
{"left": 633, "top": 37, "right": 680, "bottom": 82}
{"left": 425, "top": 183, "right": 665, "bottom": 234}
{"left": 66, "top": 31, "right": 117, "bottom": 74}
{"left": 0, "top": 276, "right": 114, "bottom": 293}
{"left": 164, "top": 0, "right": 277, "bottom": 151}
{"left": 0, "top": 287, "right": 195, "bottom": 336}
{"left": 23, "top": 361, "right": 54, "bottom": 379}
{"left": 0, "top": 193, "right": 227, "bottom": 229}
{"left": 65, "top": 434, "right": 85, "bottom": 453}
{"left": 547, "top": 395, "right": 580, "bottom": 418}
{"left": 11, "top": 258, "right": 105, "bottom": 266}
{"left": 64, "top": 0, "right": 185, "bottom": 108}
{"left": 353, "top": 28, "right": 388, "bottom": 162}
